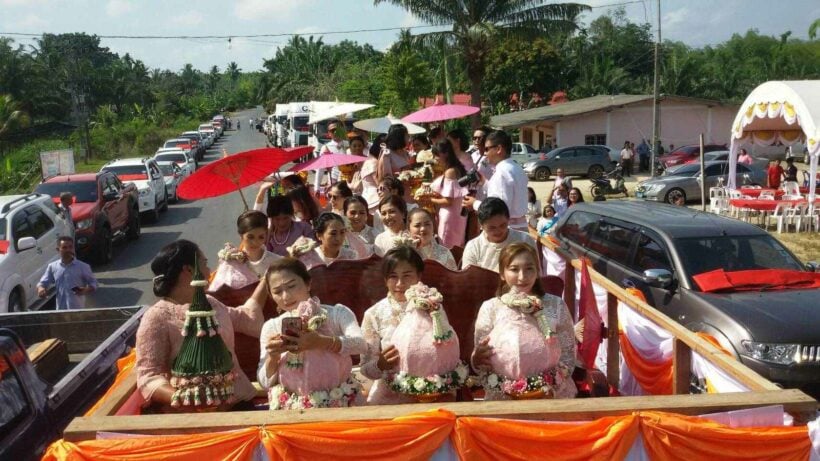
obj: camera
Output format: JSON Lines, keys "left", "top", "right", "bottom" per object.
{"left": 457, "top": 169, "right": 480, "bottom": 188}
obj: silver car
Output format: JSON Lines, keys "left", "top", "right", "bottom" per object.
{"left": 635, "top": 161, "right": 767, "bottom": 204}
{"left": 157, "top": 161, "right": 183, "bottom": 203}
{"left": 522, "top": 145, "right": 613, "bottom": 181}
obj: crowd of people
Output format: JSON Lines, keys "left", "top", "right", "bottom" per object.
{"left": 134, "top": 124, "right": 583, "bottom": 413}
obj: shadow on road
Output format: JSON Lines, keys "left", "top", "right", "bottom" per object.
{"left": 105, "top": 230, "right": 183, "bottom": 270}
{"left": 151, "top": 205, "right": 202, "bottom": 226}
{"left": 87, "top": 286, "right": 146, "bottom": 308}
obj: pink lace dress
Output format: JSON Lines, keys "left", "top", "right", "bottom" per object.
{"left": 360, "top": 297, "right": 416, "bottom": 405}
{"left": 431, "top": 176, "right": 468, "bottom": 248}
{"left": 417, "top": 242, "right": 457, "bottom": 270}
{"left": 473, "top": 294, "right": 578, "bottom": 400}
{"left": 136, "top": 297, "right": 264, "bottom": 404}
{"left": 298, "top": 246, "right": 358, "bottom": 270}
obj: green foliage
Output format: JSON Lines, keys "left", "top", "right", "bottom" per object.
{"left": 0, "top": 138, "right": 73, "bottom": 193}
{"left": 376, "top": 49, "right": 434, "bottom": 115}
{"left": 484, "top": 37, "right": 563, "bottom": 109}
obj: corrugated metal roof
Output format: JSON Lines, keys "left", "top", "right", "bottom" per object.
{"left": 490, "top": 94, "right": 731, "bottom": 129}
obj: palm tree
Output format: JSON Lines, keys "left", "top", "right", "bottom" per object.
{"left": 374, "top": 0, "right": 589, "bottom": 126}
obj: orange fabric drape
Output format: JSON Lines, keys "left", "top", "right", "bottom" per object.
{"left": 84, "top": 349, "right": 137, "bottom": 416}
{"left": 261, "top": 409, "right": 455, "bottom": 461}
{"left": 618, "top": 331, "right": 673, "bottom": 395}
{"left": 452, "top": 414, "right": 640, "bottom": 461}
{"left": 42, "top": 427, "right": 260, "bottom": 461}
{"left": 639, "top": 411, "right": 811, "bottom": 461}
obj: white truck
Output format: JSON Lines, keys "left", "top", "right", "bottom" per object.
{"left": 272, "top": 104, "right": 289, "bottom": 147}
{"left": 285, "top": 102, "right": 310, "bottom": 148}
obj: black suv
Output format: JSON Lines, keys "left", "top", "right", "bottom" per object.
{"left": 552, "top": 201, "right": 819, "bottom": 396}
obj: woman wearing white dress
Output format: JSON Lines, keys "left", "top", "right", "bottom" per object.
{"left": 406, "top": 208, "right": 457, "bottom": 270}
{"left": 294, "top": 213, "right": 358, "bottom": 270}
{"left": 373, "top": 195, "right": 409, "bottom": 257}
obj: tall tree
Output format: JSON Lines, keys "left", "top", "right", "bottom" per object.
{"left": 374, "top": 0, "right": 589, "bottom": 126}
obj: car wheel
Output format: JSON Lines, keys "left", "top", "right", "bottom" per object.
{"left": 588, "top": 164, "right": 605, "bottom": 179}
{"left": 160, "top": 189, "right": 169, "bottom": 212}
{"left": 171, "top": 187, "right": 179, "bottom": 203}
{"left": 127, "top": 207, "right": 141, "bottom": 240}
{"left": 8, "top": 289, "right": 23, "bottom": 312}
{"left": 95, "top": 227, "right": 113, "bottom": 264}
{"left": 534, "top": 167, "right": 551, "bottom": 181}
{"left": 665, "top": 188, "right": 686, "bottom": 204}
{"left": 148, "top": 205, "right": 160, "bottom": 223}
{"left": 590, "top": 185, "right": 604, "bottom": 198}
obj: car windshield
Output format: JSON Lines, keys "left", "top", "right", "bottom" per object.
{"left": 676, "top": 235, "right": 804, "bottom": 287}
{"left": 157, "top": 164, "right": 177, "bottom": 175}
{"left": 164, "top": 140, "right": 188, "bottom": 147}
{"left": 665, "top": 164, "right": 700, "bottom": 176}
{"left": 155, "top": 153, "right": 187, "bottom": 163}
{"left": 35, "top": 181, "right": 98, "bottom": 203}
{"left": 103, "top": 165, "right": 148, "bottom": 179}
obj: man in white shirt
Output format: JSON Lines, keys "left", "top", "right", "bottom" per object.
{"left": 461, "top": 197, "right": 534, "bottom": 272}
{"left": 463, "top": 130, "right": 529, "bottom": 231}
{"left": 314, "top": 122, "right": 346, "bottom": 191}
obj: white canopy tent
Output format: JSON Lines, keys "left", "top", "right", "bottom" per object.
{"left": 728, "top": 80, "right": 820, "bottom": 203}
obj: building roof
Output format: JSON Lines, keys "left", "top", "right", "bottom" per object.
{"left": 490, "top": 94, "right": 732, "bottom": 129}
{"left": 418, "top": 94, "right": 472, "bottom": 108}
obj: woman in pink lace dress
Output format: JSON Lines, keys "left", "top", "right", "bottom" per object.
{"left": 136, "top": 240, "right": 269, "bottom": 411}
{"left": 472, "top": 243, "right": 577, "bottom": 401}
{"left": 428, "top": 140, "right": 469, "bottom": 248}
{"left": 257, "top": 258, "right": 366, "bottom": 409}
{"left": 407, "top": 208, "right": 457, "bottom": 270}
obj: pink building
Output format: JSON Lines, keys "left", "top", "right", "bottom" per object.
{"left": 490, "top": 94, "right": 738, "bottom": 152}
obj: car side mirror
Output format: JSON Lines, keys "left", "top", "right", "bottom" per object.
{"left": 17, "top": 236, "right": 36, "bottom": 251}
{"left": 806, "top": 261, "right": 819, "bottom": 272}
{"left": 642, "top": 268, "right": 673, "bottom": 288}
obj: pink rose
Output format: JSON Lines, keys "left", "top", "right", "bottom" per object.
{"left": 279, "top": 393, "right": 288, "bottom": 404}
{"left": 545, "top": 373, "right": 555, "bottom": 385}
{"left": 513, "top": 379, "right": 527, "bottom": 392}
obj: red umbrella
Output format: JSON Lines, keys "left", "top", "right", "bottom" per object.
{"left": 288, "top": 153, "right": 368, "bottom": 173}
{"left": 402, "top": 96, "right": 480, "bottom": 123}
{"left": 178, "top": 146, "right": 312, "bottom": 208}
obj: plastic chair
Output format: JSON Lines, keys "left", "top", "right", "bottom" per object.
{"left": 765, "top": 202, "right": 791, "bottom": 233}
{"left": 807, "top": 204, "right": 820, "bottom": 232}
{"left": 795, "top": 202, "right": 812, "bottom": 232}
{"left": 782, "top": 181, "right": 800, "bottom": 197}
{"left": 759, "top": 190, "right": 775, "bottom": 200}
{"left": 786, "top": 202, "right": 807, "bottom": 232}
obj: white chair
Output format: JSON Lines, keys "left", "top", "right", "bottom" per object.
{"left": 795, "top": 202, "right": 813, "bottom": 232}
{"left": 786, "top": 202, "right": 808, "bottom": 232}
{"left": 806, "top": 204, "right": 820, "bottom": 232}
{"left": 759, "top": 190, "right": 775, "bottom": 200}
{"left": 782, "top": 181, "right": 800, "bottom": 197}
{"left": 766, "top": 202, "right": 791, "bottom": 233}
{"left": 727, "top": 189, "right": 746, "bottom": 219}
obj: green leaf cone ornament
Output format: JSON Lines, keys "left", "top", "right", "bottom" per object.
{"left": 169, "top": 254, "right": 236, "bottom": 408}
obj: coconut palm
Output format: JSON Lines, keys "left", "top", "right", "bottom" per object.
{"left": 374, "top": 0, "right": 589, "bottom": 126}
{"left": 0, "top": 94, "right": 30, "bottom": 140}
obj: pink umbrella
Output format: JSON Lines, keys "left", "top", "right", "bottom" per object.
{"left": 402, "top": 96, "right": 480, "bottom": 123}
{"left": 288, "top": 152, "right": 368, "bottom": 173}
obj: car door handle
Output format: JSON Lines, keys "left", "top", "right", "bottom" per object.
{"left": 36, "top": 247, "right": 43, "bottom": 254}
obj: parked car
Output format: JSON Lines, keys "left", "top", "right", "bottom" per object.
{"left": 199, "top": 123, "right": 217, "bottom": 141}
{"left": 35, "top": 172, "right": 140, "bottom": 264}
{"left": 178, "top": 131, "right": 207, "bottom": 161}
{"left": 659, "top": 144, "right": 727, "bottom": 168}
{"left": 162, "top": 138, "right": 196, "bottom": 162}
{"left": 153, "top": 151, "right": 195, "bottom": 178}
{"left": 0, "top": 194, "right": 71, "bottom": 312}
{"left": 551, "top": 201, "right": 820, "bottom": 396}
{"left": 156, "top": 161, "right": 183, "bottom": 203}
{"left": 684, "top": 151, "right": 769, "bottom": 169}
{"left": 522, "top": 145, "right": 612, "bottom": 181}
{"left": 100, "top": 158, "right": 168, "bottom": 222}
{"left": 635, "top": 161, "right": 766, "bottom": 204}
{"left": 183, "top": 129, "right": 211, "bottom": 149}
{"left": 0, "top": 306, "right": 144, "bottom": 460}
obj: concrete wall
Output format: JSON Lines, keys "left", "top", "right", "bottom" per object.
{"left": 526, "top": 100, "right": 738, "bottom": 153}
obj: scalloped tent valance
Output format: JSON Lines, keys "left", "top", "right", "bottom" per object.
{"left": 728, "top": 81, "right": 820, "bottom": 201}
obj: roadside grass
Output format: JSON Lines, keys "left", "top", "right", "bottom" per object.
{"left": 772, "top": 231, "right": 819, "bottom": 263}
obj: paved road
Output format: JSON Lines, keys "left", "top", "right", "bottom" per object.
{"left": 86, "top": 108, "right": 270, "bottom": 308}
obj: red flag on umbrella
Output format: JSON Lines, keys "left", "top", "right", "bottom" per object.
{"left": 178, "top": 146, "right": 312, "bottom": 208}
{"left": 578, "top": 258, "right": 602, "bottom": 369}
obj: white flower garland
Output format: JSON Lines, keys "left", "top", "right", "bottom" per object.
{"left": 482, "top": 365, "right": 571, "bottom": 398}
{"left": 269, "top": 376, "right": 361, "bottom": 410}
{"left": 217, "top": 242, "right": 247, "bottom": 262}
{"left": 405, "top": 283, "right": 454, "bottom": 343}
{"left": 287, "top": 236, "right": 318, "bottom": 258}
{"left": 284, "top": 307, "right": 328, "bottom": 369}
{"left": 389, "top": 361, "right": 470, "bottom": 396}
{"left": 499, "top": 292, "right": 555, "bottom": 339}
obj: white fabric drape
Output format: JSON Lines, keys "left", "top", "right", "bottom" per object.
{"left": 617, "top": 303, "right": 674, "bottom": 396}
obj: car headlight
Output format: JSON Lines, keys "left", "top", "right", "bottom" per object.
{"left": 139, "top": 188, "right": 150, "bottom": 197}
{"left": 740, "top": 341, "right": 799, "bottom": 365}
{"left": 76, "top": 218, "right": 93, "bottom": 230}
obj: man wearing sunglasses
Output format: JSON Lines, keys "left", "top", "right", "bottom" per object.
{"left": 462, "top": 130, "right": 529, "bottom": 231}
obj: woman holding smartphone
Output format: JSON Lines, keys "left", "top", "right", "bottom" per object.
{"left": 257, "top": 258, "right": 366, "bottom": 410}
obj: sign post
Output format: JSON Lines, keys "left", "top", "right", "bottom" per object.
{"left": 40, "top": 149, "right": 76, "bottom": 179}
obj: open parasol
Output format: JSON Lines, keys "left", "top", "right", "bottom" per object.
{"left": 354, "top": 113, "right": 426, "bottom": 134}
{"left": 178, "top": 146, "right": 312, "bottom": 208}
{"left": 308, "top": 102, "right": 374, "bottom": 125}
{"left": 402, "top": 96, "right": 480, "bottom": 123}
{"left": 288, "top": 152, "right": 368, "bottom": 173}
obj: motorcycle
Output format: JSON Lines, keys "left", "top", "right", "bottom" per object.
{"left": 590, "top": 164, "right": 628, "bottom": 199}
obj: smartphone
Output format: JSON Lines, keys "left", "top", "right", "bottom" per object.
{"left": 281, "top": 317, "right": 302, "bottom": 345}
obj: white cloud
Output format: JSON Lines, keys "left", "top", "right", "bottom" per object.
{"left": 15, "top": 13, "right": 48, "bottom": 29}
{"left": 170, "top": 11, "right": 204, "bottom": 27}
{"left": 106, "top": 0, "right": 135, "bottom": 17}
{"left": 399, "top": 12, "right": 421, "bottom": 28}
{"left": 234, "top": 0, "right": 314, "bottom": 21}
{"left": 662, "top": 8, "right": 690, "bottom": 29}
{"left": 0, "top": 0, "right": 33, "bottom": 6}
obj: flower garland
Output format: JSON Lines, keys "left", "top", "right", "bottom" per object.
{"left": 284, "top": 300, "right": 328, "bottom": 369}
{"left": 389, "top": 361, "right": 470, "bottom": 396}
{"left": 170, "top": 372, "right": 235, "bottom": 407}
{"left": 217, "top": 242, "right": 247, "bottom": 262}
{"left": 269, "top": 376, "right": 361, "bottom": 410}
{"left": 482, "top": 365, "right": 571, "bottom": 398}
{"left": 391, "top": 232, "right": 418, "bottom": 249}
{"left": 499, "top": 291, "right": 555, "bottom": 340}
{"left": 287, "top": 236, "right": 318, "bottom": 258}
{"left": 404, "top": 283, "right": 453, "bottom": 343}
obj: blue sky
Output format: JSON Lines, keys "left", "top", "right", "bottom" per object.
{"left": 1, "top": 0, "right": 818, "bottom": 72}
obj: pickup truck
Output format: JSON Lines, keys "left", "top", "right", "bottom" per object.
{"left": 0, "top": 306, "right": 144, "bottom": 460}
{"left": 35, "top": 172, "right": 140, "bottom": 264}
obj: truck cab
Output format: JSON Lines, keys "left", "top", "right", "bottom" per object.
{"left": 286, "top": 102, "right": 310, "bottom": 147}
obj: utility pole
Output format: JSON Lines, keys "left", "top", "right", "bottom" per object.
{"left": 650, "top": 0, "right": 661, "bottom": 177}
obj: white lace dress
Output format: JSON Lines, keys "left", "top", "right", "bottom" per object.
{"left": 417, "top": 242, "right": 457, "bottom": 271}
{"left": 473, "top": 294, "right": 578, "bottom": 400}
{"left": 298, "top": 246, "right": 358, "bottom": 270}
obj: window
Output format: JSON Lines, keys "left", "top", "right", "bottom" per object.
{"left": 633, "top": 233, "right": 673, "bottom": 273}
{"left": 11, "top": 214, "right": 32, "bottom": 246}
{"left": 584, "top": 134, "right": 606, "bottom": 145}
{"left": 557, "top": 211, "right": 598, "bottom": 247}
{"left": 575, "top": 147, "right": 594, "bottom": 157}
{"left": 704, "top": 164, "right": 724, "bottom": 176}
{"left": 26, "top": 207, "right": 54, "bottom": 239}
{"left": 102, "top": 176, "right": 118, "bottom": 196}
{"left": 0, "top": 355, "right": 31, "bottom": 433}
{"left": 590, "top": 220, "right": 637, "bottom": 266}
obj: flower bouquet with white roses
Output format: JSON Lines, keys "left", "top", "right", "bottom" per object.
{"left": 287, "top": 236, "right": 318, "bottom": 258}
{"left": 499, "top": 290, "right": 555, "bottom": 340}
{"left": 389, "top": 362, "right": 470, "bottom": 401}
{"left": 208, "top": 242, "right": 258, "bottom": 292}
{"left": 269, "top": 376, "right": 361, "bottom": 410}
{"left": 482, "top": 365, "right": 570, "bottom": 400}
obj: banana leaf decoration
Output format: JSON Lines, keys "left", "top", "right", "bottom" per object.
{"left": 169, "top": 254, "right": 236, "bottom": 407}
